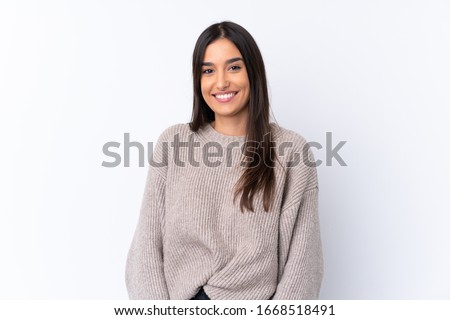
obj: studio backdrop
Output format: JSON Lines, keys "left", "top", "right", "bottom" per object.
{"left": 0, "top": 0, "right": 449, "bottom": 299}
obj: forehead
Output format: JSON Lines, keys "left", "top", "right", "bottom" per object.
{"left": 203, "top": 38, "right": 242, "bottom": 61}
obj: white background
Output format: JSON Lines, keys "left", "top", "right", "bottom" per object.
{"left": 1, "top": 0, "right": 449, "bottom": 299}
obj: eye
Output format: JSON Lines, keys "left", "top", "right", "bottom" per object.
{"left": 229, "top": 65, "right": 241, "bottom": 71}
{"left": 202, "top": 69, "right": 213, "bottom": 74}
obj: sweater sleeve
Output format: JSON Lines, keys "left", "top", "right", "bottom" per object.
{"left": 272, "top": 139, "right": 324, "bottom": 300}
{"left": 272, "top": 187, "right": 323, "bottom": 300}
{"left": 125, "top": 131, "right": 170, "bottom": 300}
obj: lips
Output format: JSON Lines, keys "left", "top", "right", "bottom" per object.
{"left": 213, "top": 91, "right": 238, "bottom": 102}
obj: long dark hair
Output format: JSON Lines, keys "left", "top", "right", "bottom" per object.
{"left": 189, "top": 21, "right": 277, "bottom": 213}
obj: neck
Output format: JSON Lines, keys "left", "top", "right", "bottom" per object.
{"left": 212, "top": 116, "right": 248, "bottom": 137}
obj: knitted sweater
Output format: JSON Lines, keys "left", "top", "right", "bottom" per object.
{"left": 125, "top": 122, "right": 323, "bottom": 300}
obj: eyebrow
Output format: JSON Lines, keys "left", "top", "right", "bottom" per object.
{"left": 202, "top": 57, "right": 243, "bottom": 67}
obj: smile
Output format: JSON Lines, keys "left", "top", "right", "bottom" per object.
{"left": 213, "top": 91, "right": 238, "bottom": 102}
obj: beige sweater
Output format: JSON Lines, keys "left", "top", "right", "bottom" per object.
{"left": 125, "top": 122, "right": 323, "bottom": 300}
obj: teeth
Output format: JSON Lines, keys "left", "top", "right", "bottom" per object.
{"left": 215, "top": 92, "right": 236, "bottom": 99}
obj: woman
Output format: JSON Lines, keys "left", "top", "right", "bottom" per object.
{"left": 125, "top": 21, "right": 323, "bottom": 300}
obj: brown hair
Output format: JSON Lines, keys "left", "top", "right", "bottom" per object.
{"left": 189, "top": 21, "right": 278, "bottom": 213}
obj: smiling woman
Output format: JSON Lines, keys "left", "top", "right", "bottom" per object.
{"left": 125, "top": 21, "right": 324, "bottom": 300}
{"left": 200, "top": 40, "right": 250, "bottom": 133}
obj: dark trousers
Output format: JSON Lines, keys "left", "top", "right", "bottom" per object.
{"left": 190, "top": 287, "right": 210, "bottom": 300}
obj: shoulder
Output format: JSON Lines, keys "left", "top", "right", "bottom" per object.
{"left": 270, "top": 122, "right": 319, "bottom": 193}
{"left": 151, "top": 122, "right": 192, "bottom": 158}
{"left": 270, "top": 122, "right": 310, "bottom": 154}
{"left": 158, "top": 122, "right": 192, "bottom": 137}
{"left": 155, "top": 122, "right": 193, "bottom": 143}
{"left": 149, "top": 123, "right": 192, "bottom": 176}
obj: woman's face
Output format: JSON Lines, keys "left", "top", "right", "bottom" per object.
{"left": 201, "top": 38, "right": 250, "bottom": 122}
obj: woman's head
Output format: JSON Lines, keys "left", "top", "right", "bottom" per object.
{"left": 190, "top": 21, "right": 269, "bottom": 129}
{"left": 190, "top": 21, "right": 277, "bottom": 213}
{"left": 200, "top": 38, "right": 250, "bottom": 124}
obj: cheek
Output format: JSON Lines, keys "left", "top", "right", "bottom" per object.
{"left": 240, "top": 79, "right": 250, "bottom": 102}
{"left": 237, "top": 74, "right": 250, "bottom": 91}
{"left": 200, "top": 80, "right": 211, "bottom": 97}
{"left": 239, "top": 80, "right": 250, "bottom": 97}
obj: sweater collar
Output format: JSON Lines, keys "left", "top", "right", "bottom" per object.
{"left": 200, "top": 122, "right": 247, "bottom": 144}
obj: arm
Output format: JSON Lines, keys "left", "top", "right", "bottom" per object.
{"left": 125, "top": 132, "right": 170, "bottom": 299}
{"left": 272, "top": 187, "right": 324, "bottom": 300}
{"left": 272, "top": 138, "right": 323, "bottom": 300}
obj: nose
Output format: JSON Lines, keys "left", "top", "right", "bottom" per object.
{"left": 216, "top": 70, "right": 230, "bottom": 90}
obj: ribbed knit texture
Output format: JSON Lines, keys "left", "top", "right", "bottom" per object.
{"left": 125, "top": 122, "right": 323, "bottom": 300}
